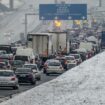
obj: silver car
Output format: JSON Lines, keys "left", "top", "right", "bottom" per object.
{"left": 0, "top": 70, "right": 19, "bottom": 89}
{"left": 45, "top": 60, "right": 64, "bottom": 75}
{"left": 23, "top": 64, "right": 41, "bottom": 80}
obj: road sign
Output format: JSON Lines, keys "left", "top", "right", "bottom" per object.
{"left": 39, "top": 4, "right": 87, "bottom": 20}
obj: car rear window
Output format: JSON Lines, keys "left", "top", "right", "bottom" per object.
{"left": 71, "top": 55, "right": 80, "bottom": 59}
{"left": 16, "top": 68, "right": 31, "bottom": 73}
{"left": 24, "top": 65, "right": 37, "bottom": 69}
{"left": 48, "top": 62, "right": 61, "bottom": 66}
{"left": 0, "top": 71, "right": 14, "bottom": 76}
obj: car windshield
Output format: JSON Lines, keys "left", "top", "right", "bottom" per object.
{"left": 16, "top": 68, "right": 31, "bottom": 73}
{"left": 0, "top": 71, "right": 14, "bottom": 76}
{"left": 24, "top": 65, "right": 37, "bottom": 69}
{"left": 12, "top": 60, "right": 23, "bottom": 65}
{"left": 15, "top": 56, "right": 28, "bottom": 61}
{"left": 48, "top": 62, "right": 60, "bottom": 66}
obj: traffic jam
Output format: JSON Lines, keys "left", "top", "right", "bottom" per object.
{"left": 0, "top": 26, "right": 102, "bottom": 90}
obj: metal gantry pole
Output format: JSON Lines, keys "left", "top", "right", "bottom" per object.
{"left": 55, "top": 0, "right": 58, "bottom": 4}
{"left": 24, "top": 13, "right": 39, "bottom": 40}
{"left": 25, "top": 14, "right": 27, "bottom": 41}
{"left": 99, "top": 0, "right": 102, "bottom": 7}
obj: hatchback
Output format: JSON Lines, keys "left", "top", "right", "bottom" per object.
{"left": 45, "top": 60, "right": 64, "bottom": 75}
{"left": 69, "top": 54, "right": 82, "bottom": 64}
{"left": 0, "top": 70, "right": 19, "bottom": 89}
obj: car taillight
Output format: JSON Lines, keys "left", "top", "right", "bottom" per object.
{"left": 64, "top": 60, "right": 67, "bottom": 64}
{"left": 86, "top": 54, "right": 88, "bottom": 59}
{"left": 46, "top": 66, "right": 49, "bottom": 69}
{"left": 11, "top": 77, "right": 16, "bottom": 81}
{"left": 44, "top": 64, "right": 48, "bottom": 69}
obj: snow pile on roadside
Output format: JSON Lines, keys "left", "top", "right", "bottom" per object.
{"left": 1, "top": 52, "right": 105, "bottom": 105}
{"left": 1, "top": 0, "right": 23, "bottom": 9}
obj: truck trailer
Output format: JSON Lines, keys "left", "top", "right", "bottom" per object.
{"left": 27, "top": 33, "right": 53, "bottom": 57}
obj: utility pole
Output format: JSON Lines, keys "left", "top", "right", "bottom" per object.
{"left": 55, "top": 0, "right": 57, "bottom": 4}
{"left": 24, "top": 13, "right": 39, "bottom": 40}
{"left": 9, "top": 0, "right": 14, "bottom": 10}
{"left": 99, "top": 0, "right": 102, "bottom": 7}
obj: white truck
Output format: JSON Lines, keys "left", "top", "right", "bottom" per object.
{"left": 27, "top": 32, "right": 69, "bottom": 57}
{"left": 27, "top": 33, "right": 53, "bottom": 57}
{"left": 49, "top": 31, "right": 69, "bottom": 54}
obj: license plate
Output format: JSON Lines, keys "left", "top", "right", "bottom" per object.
{"left": 20, "top": 74, "right": 26, "bottom": 77}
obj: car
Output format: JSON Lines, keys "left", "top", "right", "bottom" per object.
{"left": 69, "top": 54, "right": 82, "bottom": 65}
{"left": 23, "top": 64, "right": 41, "bottom": 80}
{"left": 0, "top": 62, "right": 7, "bottom": 69}
{"left": 0, "top": 50, "right": 7, "bottom": 55}
{"left": 0, "top": 70, "right": 19, "bottom": 89}
{"left": 15, "top": 68, "right": 36, "bottom": 85}
{"left": 66, "top": 62, "right": 77, "bottom": 70}
{"left": 10, "top": 60, "right": 24, "bottom": 71}
{"left": 55, "top": 56, "right": 67, "bottom": 70}
{"left": 0, "top": 59, "right": 11, "bottom": 69}
{"left": 0, "top": 54, "right": 13, "bottom": 61}
{"left": 64, "top": 56, "right": 77, "bottom": 70}
{"left": 45, "top": 59, "right": 64, "bottom": 75}
{"left": 43, "top": 59, "right": 54, "bottom": 73}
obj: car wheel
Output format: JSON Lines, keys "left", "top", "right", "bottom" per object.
{"left": 37, "top": 77, "right": 41, "bottom": 81}
{"left": 13, "top": 85, "right": 19, "bottom": 90}
{"left": 46, "top": 73, "right": 49, "bottom": 76}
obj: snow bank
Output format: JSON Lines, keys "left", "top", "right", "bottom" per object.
{"left": 1, "top": 51, "right": 105, "bottom": 105}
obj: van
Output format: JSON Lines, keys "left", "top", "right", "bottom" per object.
{"left": 14, "top": 48, "right": 35, "bottom": 63}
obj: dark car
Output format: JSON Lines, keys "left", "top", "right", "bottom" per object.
{"left": 15, "top": 68, "right": 36, "bottom": 85}
{"left": 23, "top": 64, "right": 41, "bottom": 80}
{"left": 10, "top": 60, "right": 24, "bottom": 71}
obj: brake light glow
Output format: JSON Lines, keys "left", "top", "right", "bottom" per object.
{"left": 11, "top": 77, "right": 16, "bottom": 81}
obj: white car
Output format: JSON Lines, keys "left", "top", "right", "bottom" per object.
{"left": 69, "top": 54, "right": 82, "bottom": 64}
{"left": 65, "top": 56, "right": 77, "bottom": 70}
{"left": 45, "top": 60, "right": 64, "bottom": 75}
{"left": 65, "top": 56, "right": 77, "bottom": 64}
{"left": 0, "top": 70, "right": 19, "bottom": 89}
